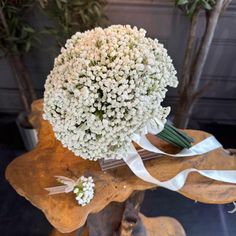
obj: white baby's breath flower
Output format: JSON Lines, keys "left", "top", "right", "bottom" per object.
{"left": 73, "top": 176, "right": 95, "bottom": 206}
{"left": 44, "top": 25, "right": 178, "bottom": 160}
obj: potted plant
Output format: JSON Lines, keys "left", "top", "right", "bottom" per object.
{"left": 0, "top": 0, "right": 40, "bottom": 150}
{"left": 39, "top": 0, "right": 108, "bottom": 47}
{"left": 0, "top": 0, "right": 108, "bottom": 150}
{"left": 173, "top": 0, "right": 232, "bottom": 128}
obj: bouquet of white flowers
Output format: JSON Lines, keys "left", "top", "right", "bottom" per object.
{"left": 44, "top": 25, "right": 235, "bottom": 201}
{"left": 43, "top": 25, "right": 190, "bottom": 161}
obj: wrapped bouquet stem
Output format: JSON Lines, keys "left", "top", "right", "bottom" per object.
{"left": 43, "top": 25, "right": 236, "bottom": 199}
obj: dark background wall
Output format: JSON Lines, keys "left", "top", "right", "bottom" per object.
{"left": 0, "top": 0, "right": 236, "bottom": 125}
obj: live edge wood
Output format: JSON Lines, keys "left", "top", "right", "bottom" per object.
{"left": 5, "top": 99, "right": 236, "bottom": 233}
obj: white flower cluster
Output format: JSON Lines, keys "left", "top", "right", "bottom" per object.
{"left": 73, "top": 176, "right": 95, "bottom": 206}
{"left": 43, "top": 25, "right": 178, "bottom": 160}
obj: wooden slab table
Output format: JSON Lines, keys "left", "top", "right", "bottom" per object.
{"left": 5, "top": 100, "right": 236, "bottom": 235}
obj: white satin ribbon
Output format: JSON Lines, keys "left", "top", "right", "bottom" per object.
{"left": 45, "top": 176, "right": 78, "bottom": 195}
{"left": 121, "top": 124, "right": 236, "bottom": 191}
{"left": 131, "top": 134, "right": 222, "bottom": 157}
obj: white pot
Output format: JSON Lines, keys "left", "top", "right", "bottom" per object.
{"left": 16, "top": 113, "right": 38, "bottom": 151}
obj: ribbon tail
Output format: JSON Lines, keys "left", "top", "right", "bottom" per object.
{"left": 198, "top": 170, "right": 236, "bottom": 184}
{"left": 55, "top": 175, "right": 76, "bottom": 186}
{"left": 132, "top": 135, "right": 222, "bottom": 157}
{"left": 45, "top": 176, "right": 77, "bottom": 195}
{"left": 45, "top": 185, "right": 69, "bottom": 195}
{"left": 123, "top": 144, "right": 236, "bottom": 192}
{"left": 123, "top": 144, "right": 184, "bottom": 191}
{"left": 55, "top": 176, "right": 75, "bottom": 182}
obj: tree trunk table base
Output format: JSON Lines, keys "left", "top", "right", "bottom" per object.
{"left": 140, "top": 214, "right": 186, "bottom": 236}
{"left": 5, "top": 100, "right": 236, "bottom": 235}
{"left": 50, "top": 214, "right": 186, "bottom": 236}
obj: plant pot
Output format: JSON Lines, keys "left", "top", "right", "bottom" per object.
{"left": 16, "top": 112, "right": 38, "bottom": 151}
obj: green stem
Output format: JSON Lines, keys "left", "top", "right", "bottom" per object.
{"left": 156, "top": 123, "right": 194, "bottom": 149}
{"left": 164, "top": 124, "right": 192, "bottom": 146}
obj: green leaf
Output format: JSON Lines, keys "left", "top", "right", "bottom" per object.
{"left": 72, "top": 1, "right": 87, "bottom": 7}
{"left": 25, "top": 41, "right": 31, "bottom": 52}
{"left": 80, "top": 13, "right": 90, "bottom": 24}
{"left": 23, "top": 26, "right": 35, "bottom": 33}
{"left": 187, "top": 0, "right": 199, "bottom": 18}
{"left": 201, "top": 0, "right": 212, "bottom": 10}
{"left": 93, "top": 4, "right": 101, "bottom": 18}
{"left": 94, "top": 110, "right": 104, "bottom": 120}
{"left": 55, "top": 0, "right": 63, "bottom": 9}
{"left": 33, "top": 36, "right": 42, "bottom": 44}
{"left": 176, "top": 0, "right": 189, "bottom": 5}
{"left": 96, "top": 40, "right": 102, "bottom": 48}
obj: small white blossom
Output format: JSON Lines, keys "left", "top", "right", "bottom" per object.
{"left": 73, "top": 176, "right": 95, "bottom": 206}
{"left": 44, "top": 25, "right": 178, "bottom": 160}
{"left": 80, "top": 86, "right": 89, "bottom": 99}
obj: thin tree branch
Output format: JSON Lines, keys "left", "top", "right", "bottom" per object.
{"left": 0, "top": 5, "right": 33, "bottom": 112}
{"left": 8, "top": 56, "right": 31, "bottom": 113}
{"left": 0, "top": 3, "right": 37, "bottom": 108}
{"left": 192, "top": 80, "right": 213, "bottom": 102}
{"left": 179, "top": 8, "right": 200, "bottom": 95}
{"left": 18, "top": 57, "right": 37, "bottom": 101}
{"left": 189, "top": 0, "right": 226, "bottom": 93}
{"left": 0, "top": 6, "right": 9, "bottom": 35}
{"left": 222, "top": 0, "right": 232, "bottom": 13}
